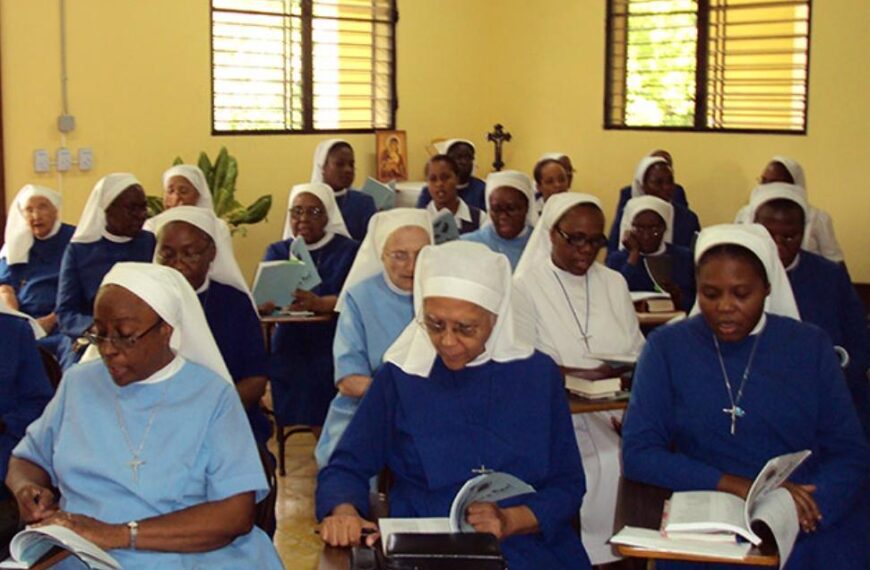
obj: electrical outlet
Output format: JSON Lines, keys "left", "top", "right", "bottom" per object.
{"left": 34, "top": 149, "right": 51, "bottom": 173}
{"left": 78, "top": 147, "right": 93, "bottom": 171}
{"left": 56, "top": 148, "right": 72, "bottom": 172}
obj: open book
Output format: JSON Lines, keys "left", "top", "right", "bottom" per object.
{"left": 378, "top": 472, "right": 534, "bottom": 556}
{"left": 0, "top": 524, "right": 120, "bottom": 570}
{"left": 252, "top": 240, "right": 322, "bottom": 309}
{"left": 361, "top": 177, "right": 397, "bottom": 211}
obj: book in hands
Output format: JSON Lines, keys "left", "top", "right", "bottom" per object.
{"left": 0, "top": 524, "right": 120, "bottom": 570}
{"left": 361, "top": 177, "right": 397, "bottom": 211}
{"left": 432, "top": 210, "right": 460, "bottom": 244}
{"left": 289, "top": 239, "right": 323, "bottom": 291}
{"left": 252, "top": 261, "right": 310, "bottom": 308}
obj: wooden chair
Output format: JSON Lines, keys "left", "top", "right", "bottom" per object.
{"left": 254, "top": 444, "right": 278, "bottom": 537}
{"left": 37, "top": 346, "right": 63, "bottom": 390}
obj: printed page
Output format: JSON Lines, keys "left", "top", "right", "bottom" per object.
{"left": 432, "top": 211, "right": 460, "bottom": 244}
{"left": 665, "top": 491, "right": 753, "bottom": 541}
{"left": 9, "top": 525, "right": 120, "bottom": 570}
{"left": 378, "top": 517, "right": 451, "bottom": 556}
{"left": 610, "top": 526, "right": 752, "bottom": 560}
{"left": 449, "top": 472, "right": 535, "bottom": 532}
{"left": 745, "top": 450, "right": 811, "bottom": 516}
{"left": 749, "top": 487, "right": 800, "bottom": 569}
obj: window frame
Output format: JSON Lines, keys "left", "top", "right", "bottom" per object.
{"left": 603, "top": 0, "right": 813, "bottom": 136}
{"left": 209, "top": 0, "right": 399, "bottom": 136}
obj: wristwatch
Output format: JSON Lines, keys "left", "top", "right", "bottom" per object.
{"left": 127, "top": 520, "right": 139, "bottom": 550}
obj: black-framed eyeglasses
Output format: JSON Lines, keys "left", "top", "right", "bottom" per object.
{"left": 79, "top": 319, "right": 164, "bottom": 351}
{"left": 155, "top": 244, "right": 212, "bottom": 266}
{"left": 290, "top": 206, "right": 326, "bottom": 219}
{"left": 553, "top": 226, "right": 607, "bottom": 249}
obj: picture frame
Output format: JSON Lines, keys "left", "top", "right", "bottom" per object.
{"left": 375, "top": 130, "right": 408, "bottom": 182}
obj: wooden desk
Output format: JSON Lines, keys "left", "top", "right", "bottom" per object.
{"left": 260, "top": 312, "right": 336, "bottom": 354}
{"left": 568, "top": 391, "right": 630, "bottom": 414}
{"left": 614, "top": 478, "right": 778, "bottom": 566}
{"left": 317, "top": 545, "right": 351, "bottom": 570}
{"left": 636, "top": 310, "right": 684, "bottom": 327}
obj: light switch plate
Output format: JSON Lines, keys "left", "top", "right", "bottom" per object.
{"left": 34, "top": 149, "right": 50, "bottom": 173}
{"left": 56, "top": 148, "right": 72, "bottom": 172}
{"left": 78, "top": 147, "right": 93, "bottom": 171}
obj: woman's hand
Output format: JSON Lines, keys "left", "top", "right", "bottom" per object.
{"left": 290, "top": 290, "right": 322, "bottom": 312}
{"left": 465, "top": 502, "right": 510, "bottom": 540}
{"left": 34, "top": 511, "right": 128, "bottom": 550}
{"left": 14, "top": 484, "right": 58, "bottom": 523}
{"left": 35, "top": 313, "right": 58, "bottom": 334}
{"left": 716, "top": 473, "right": 753, "bottom": 500}
{"left": 319, "top": 504, "right": 379, "bottom": 547}
{"left": 337, "top": 375, "right": 373, "bottom": 398}
{"left": 783, "top": 481, "right": 821, "bottom": 533}
{"left": 621, "top": 230, "right": 641, "bottom": 264}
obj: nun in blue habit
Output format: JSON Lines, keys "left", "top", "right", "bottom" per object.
{"left": 608, "top": 155, "right": 700, "bottom": 252}
{"left": 311, "top": 139, "right": 377, "bottom": 241}
{"left": 615, "top": 149, "right": 689, "bottom": 212}
{"left": 263, "top": 183, "right": 359, "bottom": 428}
{"left": 605, "top": 195, "right": 696, "bottom": 312}
{"left": 745, "top": 184, "right": 870, "bottom": 439}
{"left": 461, "top": 170, "right": 537, "bottom": 271}
{"left": 317, "top": 241, "right": 591, "bottom": 570}
{"left": 55, "top": 174, "right": 155, "bottom": 367}
{"left": 315, "top": 208, "right": 433, "bottom": 468}
{"left": 0, "top": 185, "right": 75, "bottom": 358}
{"left": 151, "top": 206, "right": 271, "bottom": 446}
{"left": 415, "top": 138, "right": 487, "bottom": 211}
{"left": 622, "top": 224, "right": 870, "bottom": 570}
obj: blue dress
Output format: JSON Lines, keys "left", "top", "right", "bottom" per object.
{"left": 788, "top": 251, "right": 870, "bottom": 439}
{"left": 617, "top": 184, "right": 689, "bottom": 209}
{"left": 608, "top": 200, "right": 700, "bottom": 252}
{"left": 264, "top": 234, "right": 359, "bottom": 426}
{"left": 198, "top": 281, "right": 271, "bottom": 446}
{"left": 335, "top": 190, "right": 376, "bottom": 241}
{"left": 0, "top": 314, "right": 53, "bottom": 499}
{"left": 622, "top": 315, "right": 870, "bottom": 570}
{"left": 316, "top": 352, "right": 591, "bottom": 570}
{"left": 415, "top": 176, "right": 487, "bottom": 211}
{"left": 12, "top": 358, "right": 283, "bottom": 569}
{"left": 315, "top": 273, "right": 414, "bottom": 467}
{"left": 605, "top": 243, "right": 696, "bottom": 312}
{"left": 462, "top": 224, "right": 532, "bottom": 271}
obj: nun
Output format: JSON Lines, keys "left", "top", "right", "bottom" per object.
{"left": 262, "top": 183, "right": 359, "bottom": 430}
{"left": 614, "top": 149, "right": 689, "bottom": 213}
{"left": 0, "top": 185, "right": 75, "bottom": 356}
{"left": 605, "top": 195, "right": 696, "bottom": 312}
{"left": 608, "top": 154, "right": 699, "bottom": 251}
{"left": 745, "top": 185, "right": 870, "bottom": 438}
{"left": 622, "top": 224, "right": 870, "bottom": 570}
{"left": 512, "top": 192, "right": 644, "bottom": 566}
{"left": 735, "top": 156, "right": 844, "bottom": 263}
{"left": 151, "top": 206, "right": 270, "bottom": 447}
{"left": 316, "top": 241, "right": 591, "bottom": 570}
{"left": 415, "top": 139, "right": 487, "bottom": 211}
{"left": 311, "top": 139, "right": 377, "bottom": 241}
{"left": 55, "top": 174, "right": 155, "bottom": 367}
{"left": 462, "top": 170, "right": 537, "bottom": 270}
{"left": 6, "top": 263, "right": 283, "bottom": 568}
{"left": 162, "top": 165, "right": 214, "bottom": 210}
{"left": 315, "top": 209, "right": 433, "bottom": 467}
{"left": 422, "top": 154, "right": 483, "bottom": 235}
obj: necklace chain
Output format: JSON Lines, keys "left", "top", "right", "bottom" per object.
{"left": 552, "top": 270, "right": 591, "bottom": 351}
{"left": 713, "top": 331, "right": 762, "bottom": 435}
{"left": 113, "top": 381, "right": 171, "bottom": 483}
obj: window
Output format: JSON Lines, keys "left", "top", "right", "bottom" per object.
{"left": 211, "top": 0, "right": 397, "bottom": 134}
{"left": 605, "top": 0, "right": 811, "bottom": 133}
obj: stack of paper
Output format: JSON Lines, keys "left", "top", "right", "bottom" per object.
{"left": 610, "top": 526, "right": 751, "bottom": 560}
{"left": 565, "top": 374, "right": 622, "bottom": 399}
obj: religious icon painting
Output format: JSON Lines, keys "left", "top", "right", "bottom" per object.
{"left": 375, "top": 130, "right": 408, "bottom": 183}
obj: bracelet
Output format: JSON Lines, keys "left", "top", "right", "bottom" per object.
{"left": 127, "top": 520, "right": 139, "bottom": 550}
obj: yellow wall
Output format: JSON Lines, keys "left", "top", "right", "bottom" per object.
{"left": 4, "top": 0, "right": 869, "bottom": 279}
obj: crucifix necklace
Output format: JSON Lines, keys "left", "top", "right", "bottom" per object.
{"left": 553, "top": 271, "right": 592, "bottom": 350}
{"left": 712, "top": 332, "right": 762, "bottom": 435}
{"left": 113, "top": 381, "right": 170, "bottom": 484}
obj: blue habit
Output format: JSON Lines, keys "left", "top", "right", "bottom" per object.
{"left": 316, "top": 352, "right": 591, "bottom": 570}
{"left": 13, "top": 358, "right": 283, "bottom": 569}
{"left": 415, "top": 176, "right": 487, "bottom": 211}
{"left": 608, "top": 201, "right": 700, "bottom": 252}
{"left": 0, "top": 314, "right": 53, "bottom": 499}
{"left": 617, "top": 184, "right": 689, "bottom": 209}
{"left": 461, "top": 224, "right": 532, "bottom": 271}
{"left": 315, "top": 273, "right": 414, "bottom": 467}
{"left": 264, "top": 234, "right": 359, "bottom": 426}
{"left": 623, "top": 315, "right": 870, "bottom": 570}
{"left": 198, "top": 280, "right": 271, "bottom": 446}
{"left": 335, "top": 190, "right": 376, "bottom": 241}
{"left": 788, "top": 251, "right": 870, "bottom": 439}
{"left": 604, "top": 243, "right": 696, "bottom": 312}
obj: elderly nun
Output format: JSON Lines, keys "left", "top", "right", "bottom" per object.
{"left": 6, "top": 262, "right": 283, "bottom": 568}
{"left": 311, "top": 139, "right": 377, "bottom": 241}
{"left": 316, "top": 241, "right": 591, "bottom": 570}
{"left": 315, "top": 209, "right": 433, "bottom": 467}
{"left": 415, "top": 138, "right": 487, "bottom": 211}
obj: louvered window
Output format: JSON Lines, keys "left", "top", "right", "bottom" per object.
{"left": 211, "top": 0, "right": 397, "bottom": 134}
{"left": 605, "top": 0, "right": 811, "bottom": 133}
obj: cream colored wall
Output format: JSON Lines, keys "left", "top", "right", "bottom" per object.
{"left": 4, "top": 1, "right": 868, "bottom": 279}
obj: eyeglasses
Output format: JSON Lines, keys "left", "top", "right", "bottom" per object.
{"left": 417, "top": 315, "right": 483, "bottom": 339}
{"left": 553, "top": 226, "right": 607, "bottom": 249}
{"left": 79, "top": 319, "right": 164, "bottom": 351}
{"left": 155, "top": 245, "right": 212, "bottom": 266}
{"left": 489, "top": 204, "right": 526, "bottom": 216}
{"left": 384, "top": 250, "right": 419, "bottom": 264}
{"left": 631, "top": 224, "right": 665, "bottom": 237}
{"left": 290, "top": 206, "right": 326, "bottom": 219}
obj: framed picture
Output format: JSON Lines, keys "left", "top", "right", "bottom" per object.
{"left": 375, "top": 130, "right": 408, "bottom": 182}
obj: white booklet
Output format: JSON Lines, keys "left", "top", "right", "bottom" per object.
{"left": 610, "top": 526, "right": 752, "bottom": 560}
{"left": 0, "top": 524, "right": 121, "bottom": 570}
{"left": 377, "top": 471, "right": 535, "bottom": 555}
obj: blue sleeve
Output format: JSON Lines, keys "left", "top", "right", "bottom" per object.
{"left": 675, "top": 184, "right": 689, "bottom": 207}
{"left": 622, "top": 337, "right": 724, "bottom": 490}
{"left": 520, "top": 360, "right": 586, "bottom": 542}
{"left": 837, "top": 270, "right": 870, "bottom": 411}
{"left": 605, "top": 251, "right": 644, "bottom": 286}
{"left": 315, "top": 366, "right": 394, "bottom": 520}
{"left": 204, "top": 383, "right": 270, "bottom": 503}
{"left": 2, "top": 321, "right": 53, "bottom": 438}
{"left": 55, "top": 245, "right": 93, "bottom": 336}
{"left": 236, "top": 300, "right": 269, "bottom": 380}
{"left": 262, "top": 241, "right": 287, "bottom": 262}
{"left": 807, "top": 331, "right": 870, "bottom": 527}
{"left": 333, "top": 294, "right": 374, "bottom": 383}
{"left": 0, "top": 258, "right": 13, "bottom": 287}
{"left": 12, "top": 373, "right": 71, "bottom": 485}
{"left": 415, "top": 186, "right": 432, "bottom": 208}
{"left": 607, "top": 207, "right": 625, "bottom": 252}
